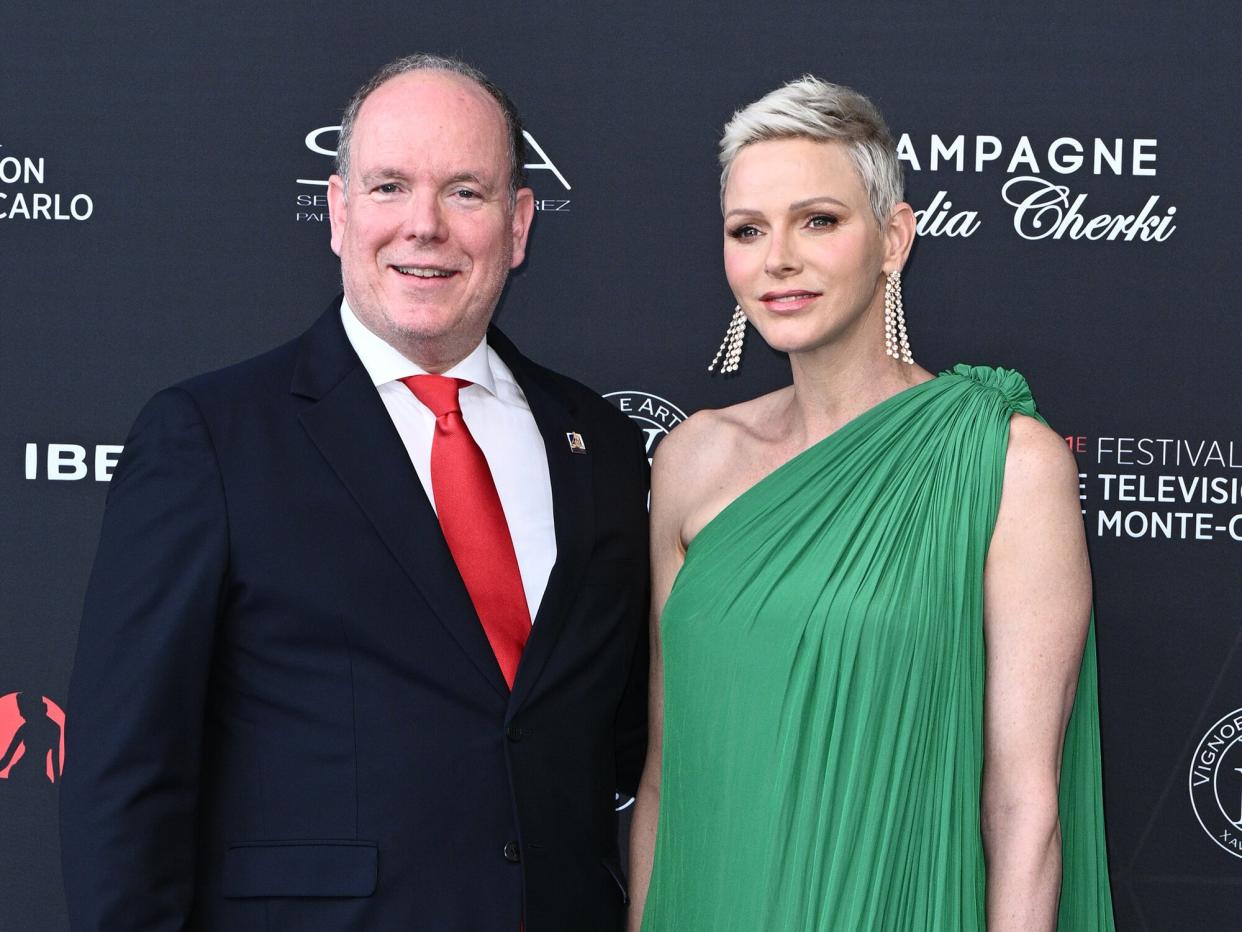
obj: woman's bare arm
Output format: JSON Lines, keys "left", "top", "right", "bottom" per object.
{"left": 981, "top": 415, "right": 1093, "bottom": 931}
{"left": 626, "top": 414, "right": 718, "bottom": 931}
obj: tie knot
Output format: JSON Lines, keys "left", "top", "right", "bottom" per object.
{"left": 401, "top": 374, "right": 470, "bottom": 418}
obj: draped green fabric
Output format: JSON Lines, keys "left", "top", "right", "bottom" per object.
{"left": 642, "top": 366, "right": 1114, "bottom": 931}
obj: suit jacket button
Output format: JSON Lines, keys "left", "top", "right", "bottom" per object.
{"left": 506, "top": 724, "right": 523, "bottom": 742}
{"left": 503, "top": 841, "right": 521, "bottom": 863}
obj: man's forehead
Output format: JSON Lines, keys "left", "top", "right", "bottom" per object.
{"left": 358, "top": 70, "right": 506, "bottom": 134}
{"left": 351, "top": 72, "right": 508, "bottom": 175}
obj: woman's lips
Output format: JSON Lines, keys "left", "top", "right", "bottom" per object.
{"left": 759, "top": 290, "right": 821, "bottom": 313}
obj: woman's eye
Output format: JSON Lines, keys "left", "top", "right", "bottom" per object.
{"left": 807, "top": 214, "right": 838, "bottom": 229}
{"left": 728, "top": 224, "right": 760, "bottom": 240}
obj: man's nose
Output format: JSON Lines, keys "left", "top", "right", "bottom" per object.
{"left": 402, "top": 190, "right": 448, "bottom": 243}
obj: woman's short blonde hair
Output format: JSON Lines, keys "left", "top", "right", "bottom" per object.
{"left": 719, "top": 75, "right": 904, "bottom": 226}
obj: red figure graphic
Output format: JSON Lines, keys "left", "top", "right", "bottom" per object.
{"left": 0, "top": 692, "right": 65, "bottom": 783}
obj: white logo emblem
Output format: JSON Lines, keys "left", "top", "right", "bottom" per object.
{"left": 1188, "top": 707, "right": 1242, "bottom": 858}
{"left": 296, "top": 127, "right": 570, "bottom": 220}
{"left": 604, "top": 391, "right": 687, "bottom": 462}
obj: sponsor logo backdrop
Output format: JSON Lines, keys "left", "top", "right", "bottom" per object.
{"left": 2, "top": 2, "right": 1238, "bottom": 928}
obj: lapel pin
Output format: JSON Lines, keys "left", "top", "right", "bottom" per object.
{"left": 566, "top": 432, "right": 587, "bottom": 454}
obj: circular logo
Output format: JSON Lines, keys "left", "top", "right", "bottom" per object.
{"left": 604, "top": 391, "right": 688, "bottom": 461}
{"left": 0, "top": 692, "right": 66, "bottom": 784}
{"left": 1188, "top": 707, "right": 1242, "bottom": 858}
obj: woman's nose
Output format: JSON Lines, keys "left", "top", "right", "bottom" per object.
{"left": 763, "top": 230, "right": 801, "bottom": 277}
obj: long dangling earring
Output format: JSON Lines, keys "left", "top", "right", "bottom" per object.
{"left": 884, "top": 270, "right": 913, "bottom": 365}
{"left": 708, "top": 304, "right": 747, "bottom": 374}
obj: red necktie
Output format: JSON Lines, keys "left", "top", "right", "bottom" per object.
{"left": 401, "top": 375, "right": 531, "bottom": 689}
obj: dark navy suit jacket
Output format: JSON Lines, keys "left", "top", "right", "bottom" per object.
{"left": 60, "top": 301, "right": 650, "bottom": 931}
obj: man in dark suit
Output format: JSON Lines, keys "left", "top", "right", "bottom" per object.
{"left": 60, "top": 53, "right": 649, "bottom": 931}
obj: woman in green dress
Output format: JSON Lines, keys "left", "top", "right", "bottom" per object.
{"left": 628, "top": 76, "right": 1114, "bottom": 931}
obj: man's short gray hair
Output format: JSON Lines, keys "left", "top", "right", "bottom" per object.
{"left": 335, "top": 53, "right": 526, "bottom": 203}
{"left": 719, "top": 75, "right": 903, "bottom": 226}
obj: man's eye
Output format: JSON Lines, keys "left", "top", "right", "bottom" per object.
{"left": 375, "top": 183, "right": 400, "bottom": 194}
{"left": 453, "top": 188, "right": 480, "bottom": 200}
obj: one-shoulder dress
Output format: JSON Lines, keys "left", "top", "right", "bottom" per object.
{"left": 641, "top": 366, "right": 1115, "bottom": 931}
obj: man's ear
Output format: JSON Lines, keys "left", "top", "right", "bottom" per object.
{"left": 327, "top": 174, "right": 348, "bottom": 257}
{"left": 510, "top": 187, "right": 536, "bottom": 269}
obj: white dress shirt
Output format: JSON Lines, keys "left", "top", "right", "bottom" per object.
{"left": 341, "top": 299, "right": 556, "bottom": 622}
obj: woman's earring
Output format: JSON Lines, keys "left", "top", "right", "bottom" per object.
{"left": 708, "top": 305, "right": 747, "bottom": 374}
{"left": 884, "top": 270, "right": 913, "bottom": 365}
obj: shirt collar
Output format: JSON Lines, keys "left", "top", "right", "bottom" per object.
{"left": 340, "top": 297, "right": 498, "bottom": 397}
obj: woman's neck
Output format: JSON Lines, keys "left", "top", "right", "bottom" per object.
{"left": 783, "top": 341, "right": 932, "bottom": 443}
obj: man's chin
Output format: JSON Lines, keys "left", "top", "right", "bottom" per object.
{"left": 380, "top": 317, "right": 488, "bottom": 370}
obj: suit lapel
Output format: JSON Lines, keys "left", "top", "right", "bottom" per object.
{"left": 489, "top": 328, "right": 595, "bottom": 713}
{"left": 293, "top": 304, "right": 509, "bottom": 700}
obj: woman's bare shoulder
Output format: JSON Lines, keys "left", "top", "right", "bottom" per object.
{"left": 991, "top": 413, "right": 1085, "bottom": 561}
{"left": 1003, "top": 413, "right": 1079, "bottom": 498}
{"left": 654, "top": 388, "right": 791, "bottom": 479}
{"left": 651, "top": 389, "right": 791, "bottom": 540}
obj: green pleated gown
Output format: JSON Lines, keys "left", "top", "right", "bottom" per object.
{"left": 642, "top": 366, "right": 1114, "bottom": 931}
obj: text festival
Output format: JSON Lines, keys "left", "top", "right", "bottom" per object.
{"left": 1065, "top": 435, "right": 1242, "bottom": 542}
{"left": 898, "top": 134, "right": 1176, "bottom": 242}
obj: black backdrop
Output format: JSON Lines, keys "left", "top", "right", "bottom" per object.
{"left": 2, "top": 3, "right": 1240, "bottom": 929}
